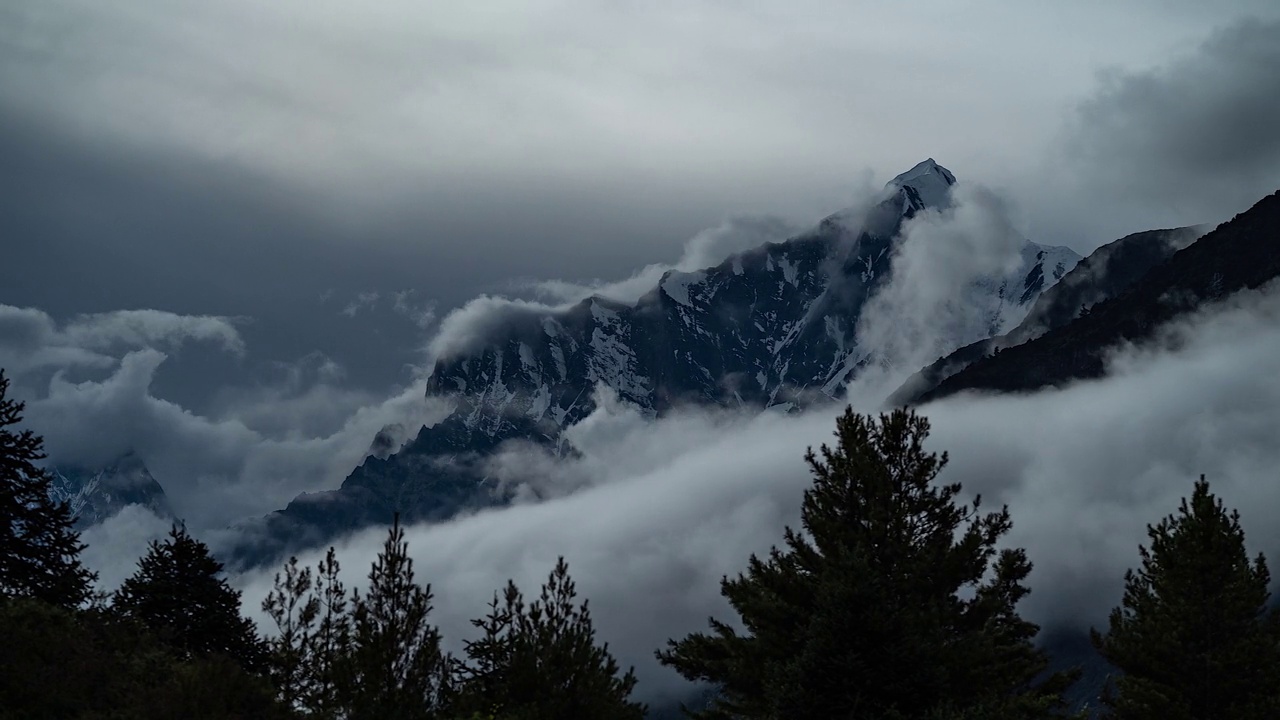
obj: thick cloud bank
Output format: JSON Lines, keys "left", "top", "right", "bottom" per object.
{"left": 1, "top": 306, "right": 449, "bottom": 530}
{"left": 234, "top": 282, "right": 1280, "bottom": 704}
{"left": 1032, "top": 16, "right": 1280, "bottom": 248}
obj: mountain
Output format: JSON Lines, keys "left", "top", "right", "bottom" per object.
{"left": 232, "top": 159, "right": 1081, "bottom": 566}
{"left": 890, "top": 225, "right": 1205, "bottom": 405}
{"left": 47, "top": 453, "right": 175, "bottom": 529}
{"left": 912, "top": 190, "right": 1280, "bottom": 403}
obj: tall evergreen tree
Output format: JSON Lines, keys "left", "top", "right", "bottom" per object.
{"left": 113, "top": 525, "right": 266, "bottom": 673}
{"left": 453, "top": 557, "right": 645, "bottom": 720}
{"left": 342, "top": 514, "right": 451, "bottom": 720}
{"left": 263, "top": 546, "right": 351, "bottom": 717}
{"left": 658, "top": 407, "right": 1072, "bottom": 719}
{"left": 263, "top": 555, "right": 320, "bottom": 709}
{"left": 0, "top": 369, "right": 96, "bottom": 608}
{"left": 1091, "top": 475, "right": 1280, "bottom": 719}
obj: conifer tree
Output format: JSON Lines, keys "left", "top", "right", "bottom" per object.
{"left": 263, "top": 555, "right": 320, "bottom": 709}
{"left": 113, "top": 525, "right": 266, "bottom": 673}
{"left": 658, "top": 407, "right": 1072, "bottom": 719}
{"left": 263, "top": 546, "right": 352, "bottom": 716}
{"left": 453, "top": 557, "right": 645, "bottom": 720}
{"left": 342, "top": 514, "right": 451, "bottom": 720}
{"left": 1091, "top": 475, "right": 1280, "bottom": 719}
{"left": 0, "top": 369, "right": 96, "bottom": 608}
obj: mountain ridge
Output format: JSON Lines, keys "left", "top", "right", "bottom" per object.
{"left": 230, "top": 160, "right": 1082, "bottom": 566}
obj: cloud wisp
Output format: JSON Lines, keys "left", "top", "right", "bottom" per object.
{"left": 427, "top": 214, "right": 802, "bottom": 361}
{"left": 0, "top": 304, "right": 244, "bottom": 380}
{"left": 855, "top": 183, "right": 1028, "bottom": 384}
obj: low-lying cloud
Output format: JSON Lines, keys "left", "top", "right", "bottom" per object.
{"left": 227, "top": 280, "right": 1280, "bottom": 705}
{"left": 0, "top": 305, "right": 450, "bottom": 530}
{"left": 27, "top": 349, "right": 449, "bottom": 530}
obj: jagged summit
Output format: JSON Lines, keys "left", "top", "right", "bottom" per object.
{"left": 232, "top": 154, "right": 1084, "bottom": 568}
{"left": 47, "top": 452, "right": 174, "bottom": 528}
{"left": 887, "top": 158, "right": 957, "bottom": 216}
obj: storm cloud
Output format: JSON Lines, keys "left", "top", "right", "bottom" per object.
{"left": 1028, "top": 15, "right": 1280, "bottom": 249}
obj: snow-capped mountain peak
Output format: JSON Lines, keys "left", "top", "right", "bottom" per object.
{"left": 887, "top": 157, "right": 957, "bottom": 215}
{"left": 240, "top": 159, "right": 1081, "bottom": 566}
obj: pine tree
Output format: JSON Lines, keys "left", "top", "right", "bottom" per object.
{"left": 1091, "top": 475, "right": 1280, "bottom": 719}
{"left": 113, "top": 525, "right": 266, "bottom": 673}
{"left": 658, "top": 407, "right": 1072, "bottom": 719}
{"left": 263, "top": 555, "right": 320, "bottom": 709}
{"left": 453, "top": 557, "right": 645, "bottom": 720}
{"left": 263, "top": 546, "right": 352, "bottom": 717}
{"left": 342, "top": 514, "right": 451, "bottom": 720}
{"left": 0, "top": 369, "right": 96, "bottom": 608}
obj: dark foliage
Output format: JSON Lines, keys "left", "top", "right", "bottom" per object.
{"left": 112, "top": 524, "right": 267, "bottom": 674}
{"left": 0, "top": 597, "right": 291, "bottom": 719}
{"left": 452, "top": 557, "right": 646, "bottom": 720}
{"left": 1092, "top": 476, "right": 1280, "bottom": 719}
{"left": 0, "top": 370, "right": 96, "bottom": 608}
{"left": 343, "top": 514, "right": 452, "bottom": 719}
{"left": 658, "top": 408, "right": 1075, "bottom": 719}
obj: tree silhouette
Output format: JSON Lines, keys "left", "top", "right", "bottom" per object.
{"left": 1092, "top": 475, "right": 1280, "bottom": 719}
{"left": 342, "top": 514, "right": 451, "bottom": 719}
{"left": 453, "top": 557, "right": 645, "bottom": 720}
{"left": 113, "top": 525, "right": 266, "bottom": 674}
{"left": 0, "top": 369, "right": 96, "bottom": 608}
{"left": 659, "top": 408, "right": 1073, "bottom": 718}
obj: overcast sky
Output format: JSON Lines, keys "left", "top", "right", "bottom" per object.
{"left": 4, "top": 2, "right": 1278, "bottom": 347}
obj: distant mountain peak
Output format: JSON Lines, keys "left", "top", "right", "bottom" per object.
{"left": 887, "top": 158, "right": 957, "bottom": 215}
{"left": 47, "top": 452, "right": 174, "bottom": 528}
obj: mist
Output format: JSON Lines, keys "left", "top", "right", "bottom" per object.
{"left": 229, "top": 280, "right": 1280, "bottom": 704}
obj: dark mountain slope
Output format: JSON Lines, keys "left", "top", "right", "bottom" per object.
{"left": 917, "top": 190, "right": 1280, "bottom": 403}
{"left": 892, "top": 225, "right": 1204, "bottom": 404}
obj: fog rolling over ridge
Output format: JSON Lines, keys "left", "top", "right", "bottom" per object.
{"left": 227, "top": 158, "right": 1084, "bottom": 566}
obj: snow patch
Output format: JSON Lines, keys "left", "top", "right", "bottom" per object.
{"left": 661, "top": 271, "right": 707, "bottom": 307}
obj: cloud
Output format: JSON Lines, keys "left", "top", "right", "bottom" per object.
{"left": 80, "top": 504, "right": 174, "bottom": 593}
{"left": 0, "top": 304, "right": 244, "bottom": 380}
{"left": 427, "top": 295, "right": 565, "bottom": 361}
{"left": 854, "top": 183, "right": 1027, "bottom": 387}
{"left": 20, "top": 348, "right": 450, "bottom": 530}
{"left": 340, "top": 292, "right": 381, "bottom": 319}
{"left": 429, "top": 215, "right": 802, "bottom": 361}
{"left": 1070, "top": 18, "right": 1280, "bottom": 200}
{"left": 1026, "top": 16, "right": 1280, "bottom": 249}
{"left": 526, "top": 215, "right": 800, "bottom": 305}
{"left": 392, "top": 290, "right": 437, "bottom": 330}
{"left": 230, "top": 279, "right": 1280, "bottom": 706}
